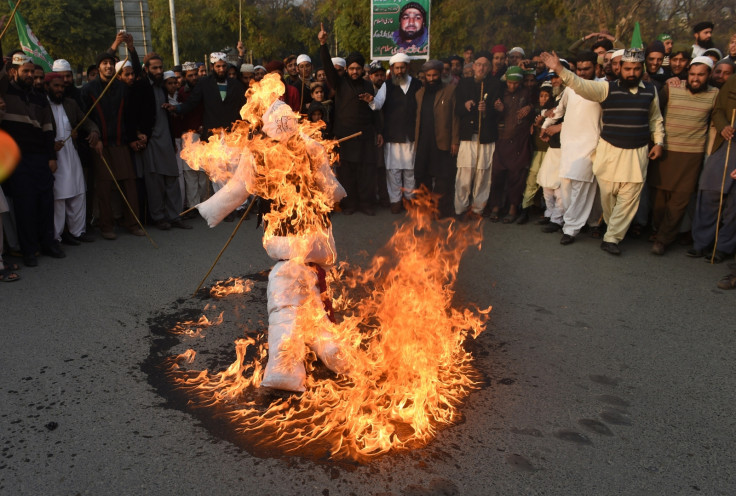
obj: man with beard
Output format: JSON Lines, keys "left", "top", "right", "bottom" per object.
{"left": 0, "top": 52, "right": 63, "bottom": 266}
{"left": 691, "top": 21, "right": 714, "bottom": 58}
{"left": 319, "top": 24, "right": 378, "bottom": 215}
{"left": 46, "top": 74, "right": 101, "bottom": 245}
{"left": 32, "top": 64, "right": 45, "bottom": 93}
{"left": 414, "top": 59, "right": 459, "bottom": 218}
{"left": 372, "top": 53, "right": 423, "bottom": 214}
{"left": 52, "top": 59, "right": 80, "bottom": 105}
{"left": 172, "top": 52, "right": 247, "bottom": 139}
{"left": 116, "top": 59, "right": 135, "bottom": 86}
{"left": 711, "top": 60, "right": 734, "bottom": 88}
{"left": 540, "top": 51, "right": 603, "bottom": 244}
{"left": 453, "top": 50, "right": 502, "bottom": 218}
{"left": 81, "top": 50, "right": 145, "bottom": 241}
{"left": 392, "top": 2, "right": 427, "bottom": 52}
{"left": 648, "top": 57, "right": 718, "bottom": 256}
{"left": 135, "top": 53, "right": 189, "bottom": 231}
{"left": 541, "top": 48, "right": 664, "bottom": 255}
{"left": 687, "top": 69, "right": 736, "bottom": 263}
{"left": 176, "top": 62, "right": 207, "bottom": 217}
{"left": 488, "top": 66, "right": 534, "bottom": 223}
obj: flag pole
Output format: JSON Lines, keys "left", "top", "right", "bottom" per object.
{"left": 0, "top": 0, "right": 22, "bottom": 42}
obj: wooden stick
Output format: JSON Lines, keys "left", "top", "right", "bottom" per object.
{"left": 711, "top": 108, "right": 736, "bottom": 264}
{"left": 179, "top": 205, "right": 197, "bottom": 217}
{"left": 99, "top": 153, "right": 158, "bottom": 248}
{"left": 474, "top": 81, "right": 484, "bottom": 168}
{"left": 0, "top": 0, "right": 22, "bottom": 42}
{"left": 336, "top": 131, "right": 362, "bottom": 144}
{"left": 193, "top": 198, "right": 256, "bottom": 296}
{"left": 63, "top": 56, "right": 130, "bottom": 144}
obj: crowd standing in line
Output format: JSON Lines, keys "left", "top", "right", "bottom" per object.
{"left": 1, "top": 18, "right": 736, "bottom": 289}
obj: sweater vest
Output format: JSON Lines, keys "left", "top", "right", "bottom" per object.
{"left": 600, "top": 81, "right": 656, "bottom": 149}
{"left": 382, "top": 78, "right": 421, "bottom": 143}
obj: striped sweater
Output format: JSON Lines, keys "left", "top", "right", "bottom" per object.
{"left": 662, "top": 84, "right": 718, "bottom": 153}
{"left": 0, "top": 75, "right": 55, "bottom": 160}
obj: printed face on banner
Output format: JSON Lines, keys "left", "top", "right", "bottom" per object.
{"left": 372, "top": 0, "right": 430, "bottom": 60}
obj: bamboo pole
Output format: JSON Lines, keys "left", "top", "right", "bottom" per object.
{"left": 0, "top": 0, "right": 22, "bottom": 42}
{"left": 474, "top": 81, "right": 484, "bottom": 168}
{"left": 711, "top": 109, "right": 736, "bottom": 264}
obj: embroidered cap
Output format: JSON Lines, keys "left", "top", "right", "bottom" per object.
{"left": 621, "top": 48, "right": 645, "bottom": 63}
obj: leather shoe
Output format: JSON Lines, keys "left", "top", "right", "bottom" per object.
{"left": 560, "top": 234, "right": 575, "bottom": 245}
{"left": 23, "top": 255, "right": 38, "bottom": 267}
{"left": 359, "top": 206, "right": 375, "bottom": 216}
{"left": 156, "top": 220, "right": 172, "bottom": 230}
{"left": 60, "top": 232, "right": 81, "bottom": 246}
{"left": 101, "top": 230, "right": 117, "bottom": 240}
{"left": 74, "top": 232, "right": 96, "bottom": 243}
{"left": 705, "top": 250, "right": 728, "bottom": 264}
{"left": 536, "top": 217, "right": 550, "bottom": 225}
{"left": 516, "top": 209, "right": 529, "bottom": 225}
{"left": 127, "top": 227, "right": 145, "bottom": 237}
{"left": 651, "top": 241, "right": 665, "bottom": 256}
{"left": 600, "top": 241, "right": 621, "bottom": 255}
{"left": 42, "top": 243, "right": 66, "bottom": 259}
{"left": 686, "top": 248, "right": 704, "bottom": 258}
{"left": 171, "top": 219, "right": 193, "bottom": 230}
{"left": 541, "top": 222, "right": 562, "bottom": 233}
{"left": 390, "top": 202, "right": 403, "bottom": 214}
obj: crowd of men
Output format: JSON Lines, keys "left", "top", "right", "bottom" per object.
{"left": 1, "top": 20, "right": 736, "bottom": 289}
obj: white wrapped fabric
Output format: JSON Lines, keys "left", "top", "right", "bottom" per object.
{"left": 263, "top": 228, "right": 338, "bottom": 265}
{"left": 196, "top": 152, "right": 252, "bottom": 227}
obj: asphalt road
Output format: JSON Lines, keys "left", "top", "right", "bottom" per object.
{"left": 2, "top": 208, "right": 734, "bottom": 496}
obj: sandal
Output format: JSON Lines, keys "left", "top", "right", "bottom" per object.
{"left": 502, "top": 214, "right": 516, "bottom": 224}
{"left": 717, "top": 273, "right": 736, "bottom": 290}
{"left": 0, "top": 268, "right": 20, "bottom": 282}
{"left": 705, "top": 250, "right": 728, "bottom": 264}
{"left": 3, "top": 262, "right": 20, "bottom": 271}
{"left": 488, "top": 211, "right": 500, "bottom": 223}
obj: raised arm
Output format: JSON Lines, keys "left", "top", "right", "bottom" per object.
{"left": 318, "top": 23, "right": 339, "bottom": 91}
{"left": 540, "top": 51, "right": 609, "bottom": 103}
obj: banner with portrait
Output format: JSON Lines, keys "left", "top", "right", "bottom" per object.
{"left": 371, "top": 0, "right": 430, "bottom": 60}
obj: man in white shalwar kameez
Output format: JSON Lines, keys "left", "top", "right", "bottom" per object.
{"left": 47, "top": 75, "right": 101, "bottom": 244}
{"left": 370, "top": 53, "right": 423, "bottom": 213}
{"left": 542, "top": 51, "right": 603, "bottom": 245}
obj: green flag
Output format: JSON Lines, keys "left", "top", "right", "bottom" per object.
{"left": 8, "top": 0, "right": 53, "bottom": 71}
{"left": 630, "top": 22, "right": 644, "bottom": 49}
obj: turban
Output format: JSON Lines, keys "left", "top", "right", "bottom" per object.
{"left": 475, "top": 50, "right": 493, "bottom": 63}
{"left": 421, "top": 59, "right": 443, "bottom": 73}
{"left": 209, "top": 52, "right": 227, "bottom": 64}
{"left": 182, "top": 61, "right": 197, "bottom": 72}
{"left": 621, "top": 48, "right": 645, "bottom": 63}
{"left": 52, "top": 59, "right": 72, "bottom": 72}
{"left": 296, "top": 54, "right": 311, "bottom": 65}
{"left": 389, "top": 52, "right": 410, "bottom": 66}
{"left": 115, "top": 60, "right": 132, "bottom": 73}
{"left": 163, "top": 70, "right": 177, "bottom": 80}
{"left": 690, "top": 56, "right": 714, "bottom": 69}
{"left": 345, "top": 52, "right": 365, "bottom": 68}
{"left": 44, "top": 72, "right": 63, "bottom": 83}
{"left": 11, "top": 52, "right": 32, "bottom": 65}
{"left": 508, "top": 46, "right": 525, "bottom": 57}
{"left": 692, "top": 21, "right": 713, "bottom": 34}
{"left": 264, "top": 60, "right": 284, "bottom": 73}
{"left": 240, "top": 63, "right": 255, "bottom": 74}
{"left": 490, "top": 45, "right": 507, "bottom": 55}
{"left": 331, "top": 57, "right": 346, "bottom": 68}
{"left": 505, "top": 66, "right": 524, "bottom": 81}
{"left": 645, "top": 41, "right": 666, "bottom": 56}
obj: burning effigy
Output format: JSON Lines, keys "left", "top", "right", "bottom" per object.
{"left": 164, "top": 73, "right": 491, "bottom": 461}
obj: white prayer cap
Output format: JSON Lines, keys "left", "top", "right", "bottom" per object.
{"left": 182, "top": 61, "right": 197, "bottom": 72}
{"left": 331, "top": 57, "right": 346, "bottom": 68}
{"left": 296, "top": 54, "right": 312, "bottom": 66}
{"left": 240, "top": 63, "right": 255, "bottom": 73}
{"left": 11, "top": 52, "right": 32, "bottom": 65}
{"left": 210, "top": 52, "right": 228, "bottom": 63}
{"left": 163, "top": 70, "right": 177, "bottom": 80}
{"left": 508, "top": 46, "right": 525, "bottom": 57}
{"left": 254, "top": 65, "right": 266, "bottom": 72}
{"left": 115, "top": 60, "right": 132, "bottom": 72}
{"left": 388, "top": 52, "right": 410, "bottom": 66}
{"left": 690, "top": 56, "right": 714, "bottom": 69}
{"left": 611, "top": 49, "right": 625, "bottom": 60}
{"left": 52, "top": 59, "right": 72, "bottom": 72}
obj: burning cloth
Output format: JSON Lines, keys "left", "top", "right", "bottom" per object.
{"left": 183, "top": 74, "right": 348, "bottom": 391}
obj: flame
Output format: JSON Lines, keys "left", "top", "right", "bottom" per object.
{"left": 169, "top": 311, "right": 224, "bottom": 338}
{"left": 166, "top": 74, "right": 491, "bottom": 462}
{"left": 210, "top": 277, "right": 254, "bottom": 298}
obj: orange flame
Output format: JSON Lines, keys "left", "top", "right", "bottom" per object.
{"left": 167, "top": 74, "right": 490, "bottom": 461}
{"left": 210, "top": 277, "right": 254, "bottom": 298}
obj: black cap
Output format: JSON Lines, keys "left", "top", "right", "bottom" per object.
{"left": 692, "top": 21, "right": 713, "bottom": 33}
{"left": 95, "top": 52, "right": 116, "bottom": 67}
